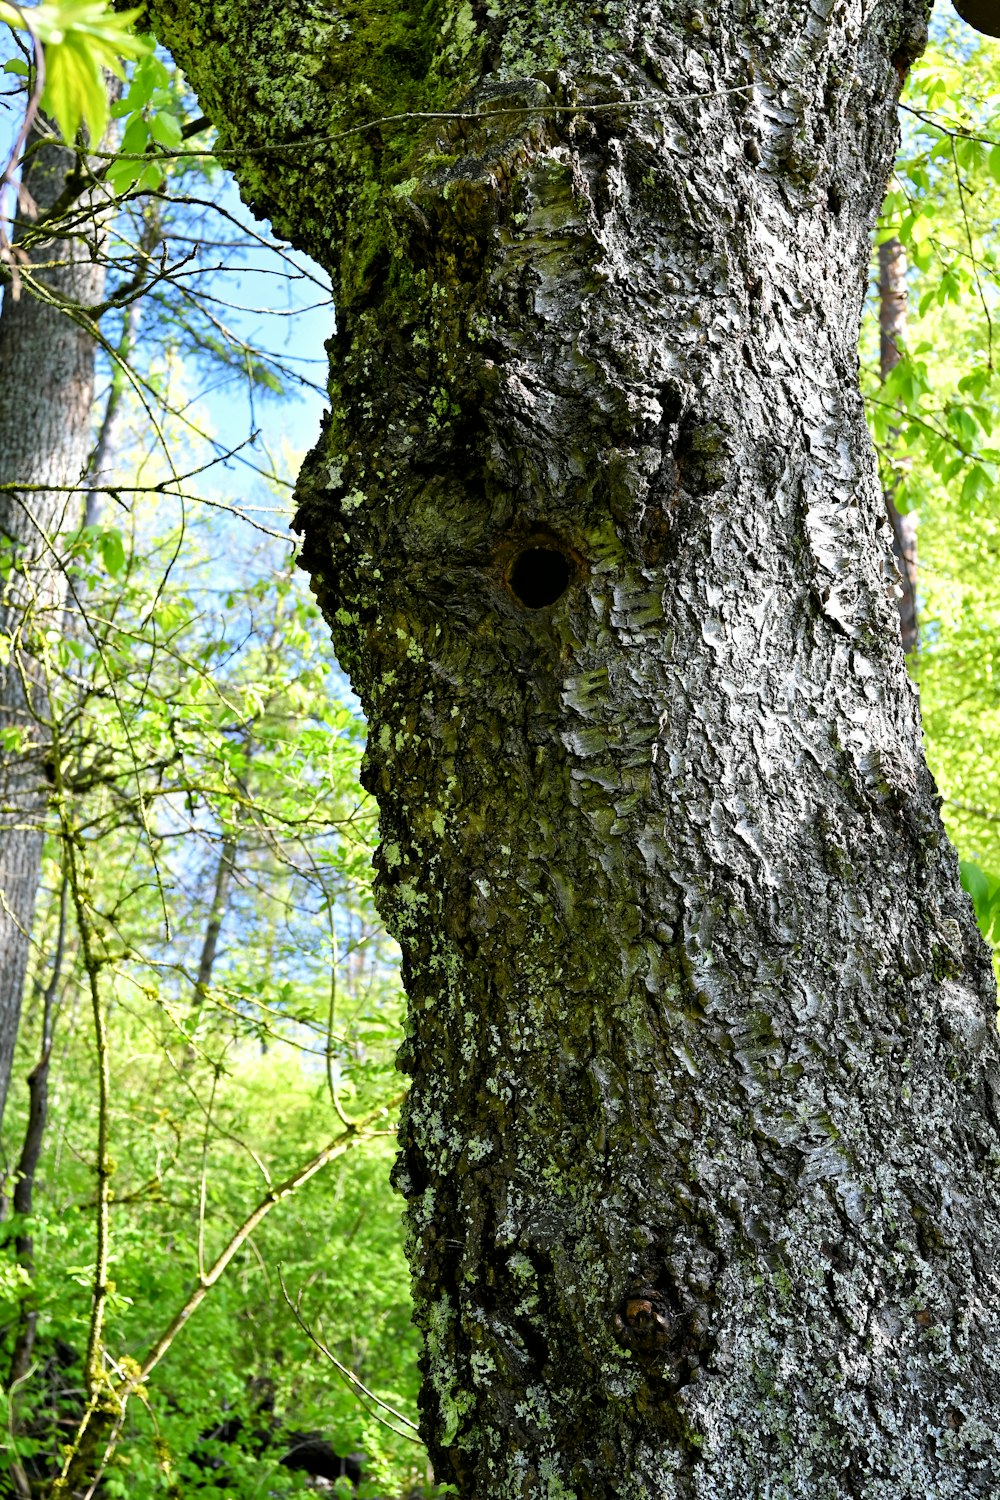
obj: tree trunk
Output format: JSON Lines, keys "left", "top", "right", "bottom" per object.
{"left": 0, "top": 135, "right": 108, "bottom": 1131}
{"left": 7, "top": 871, "right": 69, "bottom": 1389}
{"left": 879, "top": 236, "right": 918, "bottom": 654}
{"left": 148, "top": 2, "right": 1000, "bottom": 1493}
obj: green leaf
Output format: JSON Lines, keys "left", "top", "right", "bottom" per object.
{"left": 960, "top": 463, "right": 992, "bottom": 506}
{"left": 960, "top": 862, "right": 1000, "bottom": 944}
{"left": 148, "top": 109, "right": 183, "bottom": 150}
{"left": 960, "top": 860, "right": 990, "bottom": 910}
{"left": 0, "top": 0, "right": 150, "bottom": 144}
{"left": 909, "top": 241, "right": 935, "bottom": 273}
{"left": 120, "top": 114, "right": 150, "bottom": 155}
{"left": 3, "top": 57, "right": 29, "bottom": 75}
{"left": 99, "top": 529, "right": 126, "bottom": 576}
{"left": 135, "top": 54, "right": 169, "bottom": 92}
{"left": 959, "top": 370, "right": 992, "bottom": 398}
{"left": 918, "top": 73, "right": 949, "bottom": 107}
{"left": 43, "top": 33, "right": 111, "bottom": 143}
{"left": 947, "top": 406, "right": 981, "bottom": 446}
{"left": 104, "top": 157, "right": 144, "bottom": 194}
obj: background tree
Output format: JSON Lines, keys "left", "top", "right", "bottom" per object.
{"left": 0, "top": 0, "right": 152, "bottom": 1133}
{"left": 0, "top": 112, "right": 115, "bottom": 1132}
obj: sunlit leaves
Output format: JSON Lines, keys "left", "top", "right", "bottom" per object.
{"left": 960, "top": 861, "right": 1000, "bottom": 943}
{"left": 0, "top": 0, "right": 148, "bottom": 144}
{"left": 860, "top": 21, "right": 1000, "bottom": 964}
{"left": 864, "top": 22, "right": 1000, "bottom": 520}
{"left": 0, "top": 489, "right": 423, "bottom": 1491}
{"left": 148, "top": 109, "right": 181, "bottom": 150}
{"left": 106, "top": 54, "right": 189, "bottom": 194}
{"left": 98, "top": 527, "right": 126, "bottom": 575}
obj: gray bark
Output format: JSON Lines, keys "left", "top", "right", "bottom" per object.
{"left": 148, "top": 1, "right": 1000, "bottom": 1494}
{"left": 878, "top": 236, "right": 918, "bottom": 654}
{"left": 0, "top": 135, "right": 108, "bottom": 1131}
{"left": 192, "top": 833, "right": 238, "bottom": 998}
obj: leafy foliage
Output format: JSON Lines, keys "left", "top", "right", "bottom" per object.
{"left": 0, "top": 0, "right": 147, "bottom": 144}
{"left": 0, "top": 443, "right": 433, "bottom": 1493}
{"left": 106, "top": 53, "right": 187, "bottom": 194}
{"left": 862, "top": 18, "right": 1000, "bottom": 967}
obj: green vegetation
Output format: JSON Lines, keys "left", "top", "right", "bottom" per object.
{"left": 0, "top": 481, "right": 431, "bottom": 1494}
{"left": 863, "top": 17, "right": 1000, "bottom": 957}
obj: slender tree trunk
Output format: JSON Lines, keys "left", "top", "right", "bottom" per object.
{"left": 0, "top": 134, "right": 109, "bottom": 1131}
{"left": 0, "top": 873, "right": 71, "bottom": 1500}
{"left": 183, "top": 828, "right": 238, "bottom": 1068}
{"left": 84, "top": 297, "right": 140, "bottom": 531}
{"left": 192, "top": 835, "right": 238, "bottom": 998}
{"left": 150, "top": 2, "right": 1000, "bottom": 1494}
{"left": 879, "top": 236, "right": 918, "bottom": 654}
{"left": 192, "top": 724, "right": 256, "bottom": 1007}
{"left": 7, "top": 871, "right": 70, "bottom": 1387}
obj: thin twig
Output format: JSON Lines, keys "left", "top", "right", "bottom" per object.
{"left": 138, "top": 1091, "right": 406, "bottom": 1382}
{"left": 81, "top": 84, "right": 758, "bottom": 164}
{"left": 949, "top": 134, "right": 993, "bottom": 371}
{"left": 278, "top": 1267, "right": 421, "bottom": 1443}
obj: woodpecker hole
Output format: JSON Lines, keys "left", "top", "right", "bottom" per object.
{"left": 507, "top": 546, "right": 573, "bottom": 610}
{"left": 951, "top": 0, "right": 1000, "bottom": 41}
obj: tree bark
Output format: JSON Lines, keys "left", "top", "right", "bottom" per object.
{"left": 0, "top": 134, "right": 108, "bottom": 1131}
{"left": 878, "top": 236, "right": 918, "bottom": 654}
{"left": 6, "top": 871, "right": 69, "bottom": 1389}
{"left": 147, "top": 2, "right": 1000, "bottom": 1494}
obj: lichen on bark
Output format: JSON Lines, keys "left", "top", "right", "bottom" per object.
{"left": 146, "top": 1, "right": 1000, "bottom": 1495}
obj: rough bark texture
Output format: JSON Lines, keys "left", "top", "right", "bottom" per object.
{"left": 147, "top": 2, "right": 1000, "bottom": 1495}
{"left": 0, "top": 137, "right": 107, "bottom": 1131}
{"left": 878, "top": 236, "right": 918, "bottom": 654}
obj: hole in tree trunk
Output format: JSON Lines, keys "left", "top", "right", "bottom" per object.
{"left": 507, "top": 547, "right": 573, "bottom": 609}
{"left": 952, "top": 0, "right": 1000, "bottom": 36}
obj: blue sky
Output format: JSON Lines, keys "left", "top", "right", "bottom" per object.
{"left": 0, "top": 37, "right": 335, "bottom": 527}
